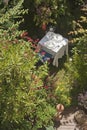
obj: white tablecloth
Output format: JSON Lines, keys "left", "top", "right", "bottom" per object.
{"left": 38, "top": 31, "right": 68, "bottom": 67}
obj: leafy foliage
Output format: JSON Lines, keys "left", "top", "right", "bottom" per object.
{"left": 24, "top": 0, "right": 69, "bottom": 27}
{"left": 54, "top": 70, "right": 71, "bottom": 106}
{"left": 46, "top": 70, "right": 71, "bottom": 107}
{"left": 0, "top": 41, "right": 56, "bottom": 130}
{"left": 0, "top": 1, "right": 56, "bottom": 130}
{"left": 0, "top": 0, "right": 87, "bottom": 129}
{"left": 68, "top": 4, "right": 87, "bottom": 44}
{"left": 65, "top": 34, "right": 87, "bottom": 93}
{"left": 0, "top": 0, "right": 28, "bottom": 40}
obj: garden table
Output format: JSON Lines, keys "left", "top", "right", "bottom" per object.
{"left": 38, "top": 31, "right": 68, "bottom": 67}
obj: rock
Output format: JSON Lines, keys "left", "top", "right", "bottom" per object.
{"left": 80, "top": 122, "right": 87, "bottom": 130}
{"left": 56, "top": 104, "right": 64, "bottom": 113}
{"left": 74, "top": 110, "right": 87, "bottom": 130}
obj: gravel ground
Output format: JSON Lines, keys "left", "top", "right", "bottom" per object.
{"left": 54, "top": 107, "right": 79, "bottom": 130}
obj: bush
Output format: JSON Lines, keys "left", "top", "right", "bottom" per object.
{"left": 45, "top": 69, "right": 71, "bottom": 107}
{"left": 54, "top": 69, "right": 71, "bottom": 106}
{"left": 0, "top": 1, "right": 56, "bottom": 129}
{"left": 0, "top": 41, "right": 56, "bottom": 130}
{"left": 66, "top": 34, "right": 87, "bottom": 90}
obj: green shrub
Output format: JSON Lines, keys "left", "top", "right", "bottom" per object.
{"left": 66, "top": 35, "right": 87, "bottom": 91}
{"left": 54, "top": 70, "right": 71, "bottom": 106}
{"left": 47, "top": 34, "right": 87, "bottom": 107}
{"left": 0, "top": 41, "right": 56, "bottom": 130}
{"left": 0, "top": 1, "right": 56, "bottom": 129}
{"left": 45, "top": 69, "right": 71, "bottom": 107}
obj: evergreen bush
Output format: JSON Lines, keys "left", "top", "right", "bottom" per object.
{"left": 0, "top": 1, "right": 56, "bottom": 130}
{"left": 65, "top": 34, "right": 87, "bottom": 97}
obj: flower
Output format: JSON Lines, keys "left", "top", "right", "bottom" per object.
{"left": 44, "top": 86, "right": 49, "bottom": 89}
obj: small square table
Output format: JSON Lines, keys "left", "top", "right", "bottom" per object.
{"left": 38, "top": 31, "right": 68, "bottom": 67}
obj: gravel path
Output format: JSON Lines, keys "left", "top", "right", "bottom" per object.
{"left": 54, "top": 107, "right": 79, "bottom": 130}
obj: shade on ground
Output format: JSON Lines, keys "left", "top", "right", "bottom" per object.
{"left": 55, "top": 107, "right": 79, "bottom": 130}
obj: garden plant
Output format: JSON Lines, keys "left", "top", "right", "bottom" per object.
{"left": 0, "top": 0, "right": 87, "bottom": 130}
